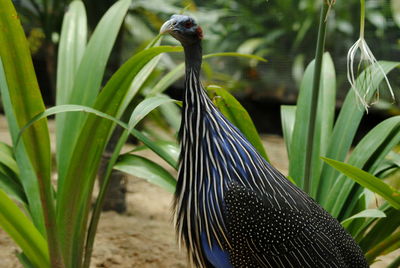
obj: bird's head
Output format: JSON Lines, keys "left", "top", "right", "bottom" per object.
{"left": 160, "top": 15, "right": 203, "bottom": 46}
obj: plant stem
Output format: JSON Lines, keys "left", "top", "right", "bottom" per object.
{"left": 303, "top": 2, "right": 330, "bottom": 194}
{"left": 359, "top": 0, "right": 365, "bottom": 38}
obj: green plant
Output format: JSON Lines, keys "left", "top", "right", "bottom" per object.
{"left": 0, "top": 0, "right": 182, "bottom": 267}
{"left": 280, "top": 1, "right": 400, "bottom": 266}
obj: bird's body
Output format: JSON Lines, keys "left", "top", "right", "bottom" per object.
{"left": 160, "top": 15, "right": 369, "bottom": 268}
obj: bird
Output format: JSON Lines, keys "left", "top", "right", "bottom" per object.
{"left": 160, "top": 14, "right": 369, "bottom": 268}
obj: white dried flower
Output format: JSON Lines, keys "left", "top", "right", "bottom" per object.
{"left": 346, "top": 0, "right": 394, "bottom": 111}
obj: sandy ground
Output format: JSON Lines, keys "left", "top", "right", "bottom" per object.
{"left": 0, "top": 116, "right": 397, "bottom": 267}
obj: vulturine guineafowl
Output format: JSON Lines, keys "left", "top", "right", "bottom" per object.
{"left": 160, "top": 14, "right": 369, "bottom": 268}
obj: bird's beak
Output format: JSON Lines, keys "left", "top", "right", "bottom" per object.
{"left": 160, "top": 19, "right": 175, "bottom": 35}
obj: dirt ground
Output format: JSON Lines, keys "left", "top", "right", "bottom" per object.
{"left": 0, "top": 117, "right": 397, "bottom": 267}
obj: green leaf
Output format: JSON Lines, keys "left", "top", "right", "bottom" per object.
{"left": 56, "top": 46, "right": 182, "bottom": 267}
{"left": 318, "top": 61, "right": 400, "bottom": 204}
{"left": 57, "top": 0, "right": 131, "bottom": 192}
{"left": 289, "top": 53, "right": 336, "bottom": 194}
{"left": 325, "top": 116, "right": 400, "bottom": 218}
{"left": 322, "top": 157, "right": 400, "bottom": 210}
{"left": 280, "top": 105, "right": 296, "bottom": 157}
{"left": 158, "top": 101, "right": 182, "bottom": 132}
{"left": 130, "top": 140, "right": 180, "bottom": 163}
{"left": 0, "top": 171, "right": 26, "bottom": 205}
{"left": 357, "top": 206, "right": 400, "bottom": 252}
{"left": 0, "top": 1, "right": 52, "bottom": 234}
{"left": 129, "top": 95, "right": 175, "bottom": 127}
{"left": 119, "top": 53, "right": 163, "bottom": 114}
{"left": 340, "top": 209, "right": 386, "bottom": 227}
{"left": 0, "top": 189, "right": 49, "bottom": 268}
{"left": 18, "top": 104, "right": 178, "bottom": 170}
{"left": 0, "top": 145, "right": 19, "bottom": 176}
{"left": 55, "top": 0, "right": 87, "bottom": 187}
{"left": 0, "top": 2, "right": 61, "bottom": 264}
{"left": 365, "top": 230, "right": 400, "bottom": 264}
{"left": 83, "top": 91, "right": 176, "bottom": 268}
{"left": 115, "top": 154, "right": 176, "bottom": 193}
{"left": 147, "top": 63, "right": 184, "bottom": 96}
{"left": 203, "top": 52, "right": 267, "bottom": 62}
{"left": 207, "top": 85, "right": 269, "bottom": 162}
{"left": 56, "top": 0, "right": 87, "bottom": 106}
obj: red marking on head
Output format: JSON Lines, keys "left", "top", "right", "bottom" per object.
{"left": 196, "top": 26, "right": 203, "bottom": 40}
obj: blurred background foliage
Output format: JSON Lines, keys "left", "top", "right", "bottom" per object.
{"left": 12, "top": 0, "right": 400, "bottom": 133}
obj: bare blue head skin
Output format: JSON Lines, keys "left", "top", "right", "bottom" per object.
{"left": 160, "top": 14, "right": 203, "bottom": 46}
{"left": 160, "top": 14, "right": 203, "bottom": 71}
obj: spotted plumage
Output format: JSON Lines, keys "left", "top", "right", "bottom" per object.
{"left": 160, "top": 15, "right": 369, "bottom": 268}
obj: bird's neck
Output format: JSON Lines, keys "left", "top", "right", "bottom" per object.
{"left": 183, "top": 42, "right": 202, "bottom": 77}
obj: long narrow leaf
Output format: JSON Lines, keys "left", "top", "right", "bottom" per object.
{"left": 0, "top": 1, "right": 52, "bottom": 234}
{"left": 0, "top": 171, "right": 26, "bottom": 205}
{"left": 57, "top": 0, "right": 131, "bottom": 192}
{"left": 280, "top": 105, "right": 296, "bottom": 157}
{"left": 0, "top": 189, "right": 49, "bottom": 268}
{"left": 18, "top": 104, "right": 178, "bottom": 169}
{"left": 56, "top": 0, "right": 87, "bottom": 106}
{"left": 357, "top": 206, "right": 400, "bottom": 252}
{"left": 83, "top": 93, "right": 177, "bottom": 268}
{"left": 56, "top": 0, "right": 87, "bottom": 177}
{"left": 318, "top": 61, "right": 400, "bottom": 204}
{"left": 56, "top": 46, "right": 182, "bottom": 267}
{"left": 289, "top": 53, "right": 336, "bottom": 194}
{"left": 322, "top": 157, "right": 400, "bottom": 210}
{"left": 326, "top": 116, "right": 400, "bottom": 218}
{"left": 365, "top": 230, "right": 400, "bottom": 264}
{"left": 340, "top": 209, "right": 386, "bottom": 227}
{"left": 115, "top": 154, "right": 176, "bottom": 193}
{"left": 0, "top": 2, "right": 60, "bottom": 264}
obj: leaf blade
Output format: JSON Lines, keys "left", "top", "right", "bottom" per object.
{"left": 322, "top": 157, "right": 400, "bottom": 210}
{"left": 115, "top": 154, "right": 176, "bottom": 193}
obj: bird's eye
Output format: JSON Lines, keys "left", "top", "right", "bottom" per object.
{"left": 184, "top": 21, "right": 193, "bottom": 28}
